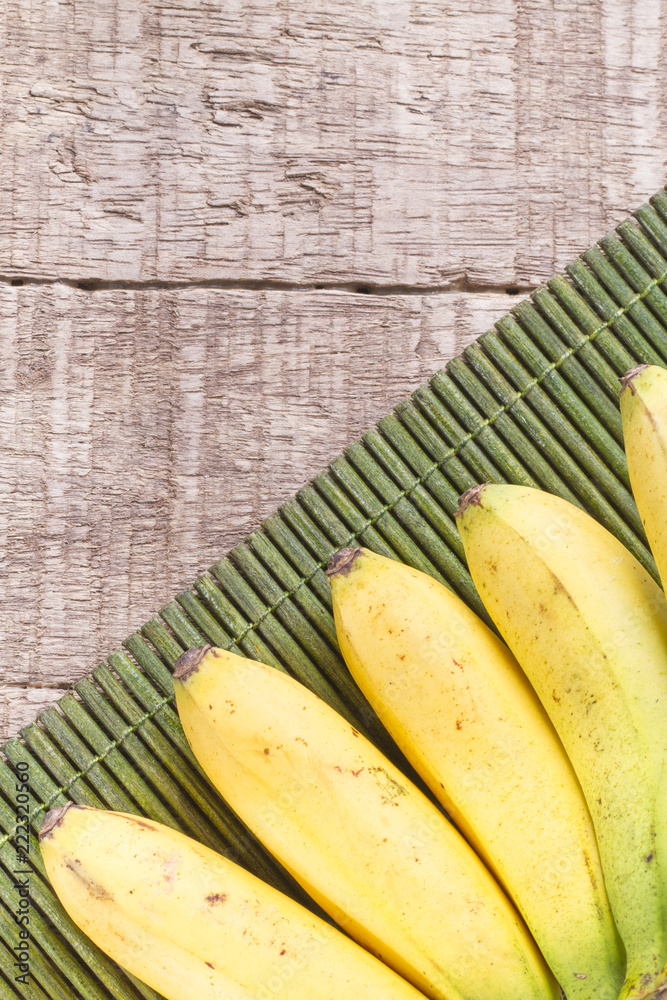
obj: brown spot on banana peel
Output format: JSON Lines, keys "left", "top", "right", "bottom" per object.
{"left": 619, "top": 364, "right": 650, "bottom": 394}
{"left": 64, "top": 856, "right": 114, "bottom": 902}
{"left": 129, "top": 817, "right": 160, "bottom": 832}
{"left": 367, "top": 767, "right": 407, "bottom": 805}
{"left": 551, "top": 574, "right": 578, "bottom": 608}
{"left": 173, "top": 645, "right": 212, "bottom": 682}
{"left": 325, "top": 547, "right": 361, "bottom": 577}
{"left": 629, "top": 972, "right": 667, "bottom": 1000}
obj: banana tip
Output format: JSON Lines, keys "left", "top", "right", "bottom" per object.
{"left": 456, "top": 484, "right": 487, "bottom": 518}
{"left": 40, "top": 801, "right": 76, "bottom": 841}
{"left": 173, "top": 645, "right": 212, "bottom": 682}
{"left": 326, "top": 547, "right": 362, "bottom": 577}
{"left": 620, "top": 364, "right": 650, "bottom": 394}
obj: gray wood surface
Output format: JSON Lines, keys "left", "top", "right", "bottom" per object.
{"left": 0, "top": 285, "right": 511, "bottom": 739}
{"left": 2, "top": 0, "right": 667, "bottom": 740}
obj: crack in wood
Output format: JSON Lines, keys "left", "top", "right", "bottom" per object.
{"left": 0, "top": 275, "right": 535, "bottom": 297}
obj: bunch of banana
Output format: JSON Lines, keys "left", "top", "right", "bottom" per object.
{"left": 173, "top": 644, "right": 556, "bottom": 1000}
{"left": 39, "top": 360, "right": 667, "bottom": 1000}
{"left": 39, "top": 801, "right": 427, "bottom": 1000}
{"left": 456, "top": 481, "right": 667, "bottom": 1000}
{"left": 327, "top": 545, "right": 624, "bottom": 1000}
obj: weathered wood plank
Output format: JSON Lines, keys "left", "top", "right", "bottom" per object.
{"left": 0, "top": 284, "right": 517, "bottom": 739}
{"left": 0, "top": 686, "right": 71, "bottom": 750}
{"left": 1, "top": 0, "right": 665, "bottom": 286}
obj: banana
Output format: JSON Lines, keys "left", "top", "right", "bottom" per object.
{"left": 327, "top": 545, "right": 624, "bottom": 1000}
{"left": 39, "top": 802, "right": 427, "bottom": 1000}
{"left": 173, "top": 645, "right": 557, "bottom": 1000}
{"left": 456, "top": 482, "right": 667, "bottom": 1000}
{"left": 620, "top": 363, "right": 667, "bottom": 587}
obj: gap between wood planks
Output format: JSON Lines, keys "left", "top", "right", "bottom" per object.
{"left": 0, "top": 275, "right": 536, "bottom": 297}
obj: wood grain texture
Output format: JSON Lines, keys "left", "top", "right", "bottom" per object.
{"left": 1, "top": 0, "right": 666, "bottom": 286}
{"left": 0, "top": 284, "right": 517, "bottom": 739}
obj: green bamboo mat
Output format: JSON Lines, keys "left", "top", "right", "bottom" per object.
{"left": 4, "top": 189, "right": 667, "bottom": 1000}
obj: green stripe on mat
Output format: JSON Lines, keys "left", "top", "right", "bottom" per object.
{"left": 3, "top": 189, "right": 667, "bottom": 999}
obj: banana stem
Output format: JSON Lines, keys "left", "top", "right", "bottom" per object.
{"left": 173, "top": 645, "right": 212, "bottom": 681}
{"left": 456, "top": 483, "right": 487, "bottom": 517}
{"left": 620, "top": 364, "right": 650, "bottom": 392}
{"left": 40, "top": 803, "right": 75, "bottom": 840}
{"left": 326, "top": 547, "right": 362, "bottom": 577}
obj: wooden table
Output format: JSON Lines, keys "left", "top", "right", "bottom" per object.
{"left": 1, "top": 0, "right": 665, "bottom": 741}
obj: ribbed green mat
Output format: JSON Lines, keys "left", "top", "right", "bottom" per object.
{"left": 4, "top": 189, "right": 667, "bottom": 999}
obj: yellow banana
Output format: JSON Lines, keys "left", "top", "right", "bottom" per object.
{"left": 39, "top": 802, "right": 427, "bottom": 1000}
{"left": 457, "top": 482, "right": 667, "bottom": 1000}
{"left": 327, "top": 545, "right": 624, "bottom": 1000}
{"left": 173, "top": 645, "right": 557, "bottom": 1000}
{"left": 620, "top": 363, "right": 667, "bottom": 587}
